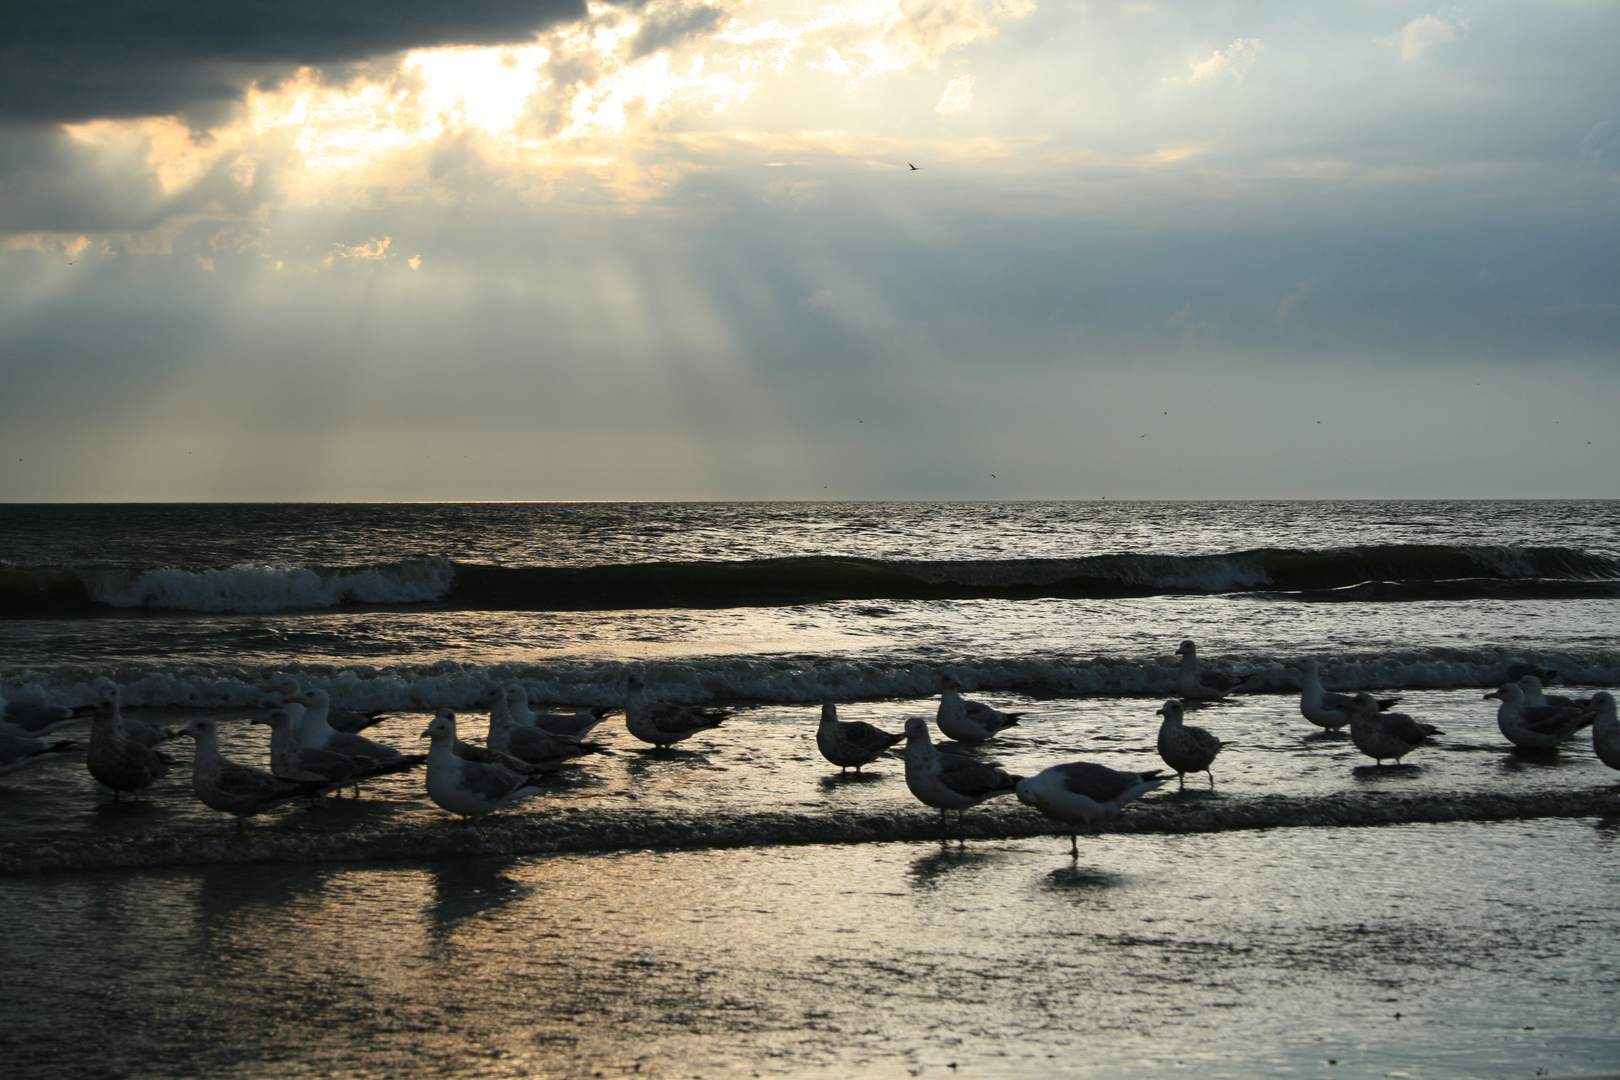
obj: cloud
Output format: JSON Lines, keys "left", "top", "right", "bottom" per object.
{"left": 1378, "top": 14, "right": 1466, "bottom": 63}
{"left": 1186, "top": 37, "right": 1264, "bottom": 83}
{"left": 630, "top": 1, "right": 730, "bottom": 59}
{"left": 935, "top": 74, "right": 974, "bottom": 114}
{"left": 0, "top": 0, "right": 589, "bottom": 124}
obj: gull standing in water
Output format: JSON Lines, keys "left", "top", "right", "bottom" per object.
{"left": 1589, "top": 692, "right": 1620, "bottom": 774}
{"left": 816, "top": 703, "right": 903, "bottom": 773}
{"left": 183, "top": 718, "right": 315, "bottom": 829}
{"left": 1014, "top": 762, "right": 1166, "bottom": 856}
{"left": 1517, "top": 675, "right": 1591, "bottom": 711}
{"left": 253, "top": 708, "right": 376, "bottom": 798}
{"left": 487, "top": 693, "right": 604, "bottom": 770}
{"left": 422, "top": 712, "right": 547, "bottom": 822}
{"left": 902, "top": 717, "right": 1021, "bottom": 834}
{"left": 504, "top": 683, "right": 612, "bottom": 739}
{"left": 91, "top": 682, "right": 176, "bottom": 747}
{"left": 1285, "top": 658, "right": 1400, "bottom": 732}
{"left": 623, "top": 676, "right": 728, "bottom": 748}
{"left": 86, "top": 692, "right": 172, "bottom": 799}
{"left": 1345, "top": 693, "right": 1441, "bottom": 766}
{"left": 1485, "top": 682, "right": 1593, "bottom": 750}
{"left": 1155, "top": 699, "right": 1221, "bottom": 788}
{"left": 1492, "top": 647, "right": 1557, "bottom": 686}
{"left": 1174, "top": 640, "right": 1256, "bottom": 701}
{"left": 935, "top": 676, "right": 1022, "bottom": 743}
{"left": 265, "top": 674, "right": 390, "bottom": 734}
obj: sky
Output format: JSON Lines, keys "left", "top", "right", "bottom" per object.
{"left": 0, "top": 0, "right": 1615, "bottom": 501}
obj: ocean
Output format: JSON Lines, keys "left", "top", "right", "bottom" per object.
{"left": 2, "top": 501, "right": 1617, "bottom": 1079}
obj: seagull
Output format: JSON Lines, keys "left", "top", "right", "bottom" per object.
{"left": 1517, "top": 675, "right": 1591, "bottom": 711}
{"left": 1345, "top": 693, "right": 1441, "bottom": 766}
{"left": 1155, "top": 699, "right": 1221, "bottom": 788}
{"left": 0, "top": 683, "right": 92, "bottom": 737}
{"left": 293, "top": 689, "right": 413, "bottom": 768}
{"left": 183, "top": 718, "right": 317, "bottom": 830}
{"left": 908, "top": 163, "right": 919, "bottom": 170}
{"left": 90, "top": 682, "right": 177, "bottom": 746}
{"left": 623, "top": 676, "right": 728, "bottom": 748}
{"left": 1491, "top": 648, "right": 1557, "bottom": 686}
{"left": 86, "top": 694, "right": 173, "bottom": 799}
{"left": 504, "top": 683, "right": 611, "bottom": 739}
{"left": 1589, "top": 692, "right": 1620, "bottom": 774}
{"left": 266, "top": 674, "right": 389, "bottom": 734}
{"left": 486, "top": 693, "right": 603, "bottom": 770}
{"left": 1484, "top": 682, "right": 1593, "bottom": 750}
{"left": 816, "top": 703, "right": 904, "bottom": 773}
{"left": 1014, "top": 762, "right": 1166, "bottom": 856}
{"left": 421, "top": 712, "right": 547, "bottom": 822}
{"left": 253, "top": 708, "right": 379, "bottom": 798}
{"left": 1174, "top": 640, "right": 1257, "bottom": 701}
{"left": 935, "top": 675, "right": 1021, "bottom": 743}
{"left": 902, "top": 717, "right": 1021, "bottom": 834}
{"left": 1285, "top": 658, "right": 1400, "bottom": 731}
{"left": 0, "top": 732, "right": 77, "bottom": 777}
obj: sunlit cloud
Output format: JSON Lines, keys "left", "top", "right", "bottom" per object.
{"left": 1377, "top": 13, "right": 1466, "bottom": 63}
{"left": 1183, "top": 37, "right": 1264, "bottom": 84}
{"left": 935, "top": 73, "right": 974, "bottom": 114}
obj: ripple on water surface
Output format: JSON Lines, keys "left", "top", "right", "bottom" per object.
{"left": 0, "top": 819, "right": 1617, "bottom": 1079}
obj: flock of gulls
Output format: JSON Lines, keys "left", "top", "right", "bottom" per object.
{"left": 2, "top": 641, "right": 1617, "bottom": 856}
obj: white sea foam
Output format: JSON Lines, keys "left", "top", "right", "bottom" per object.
{"left": 82, "top": 559, "right": 456, "bottom": 613}
{"left": 12, "top": 646, "right": 1619, "bottom": 713}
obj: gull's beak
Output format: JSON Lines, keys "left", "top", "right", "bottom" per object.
{"left": 420, "top": 728, "right": 433, "bottom": 739}
{"left": 1484, "top": 692, "right": 1501, "bottom": 701}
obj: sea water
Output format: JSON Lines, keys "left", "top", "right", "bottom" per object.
{"left": 1, "top": 501, "right": 1617, "bottom": 1078}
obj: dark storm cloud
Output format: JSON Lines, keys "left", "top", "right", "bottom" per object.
{"left": 0, "top": 1, "right": 589, "bottom": 124}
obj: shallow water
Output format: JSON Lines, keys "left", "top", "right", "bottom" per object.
{"left": 3, "top": 820, "right": 1617, "bottom": 1080}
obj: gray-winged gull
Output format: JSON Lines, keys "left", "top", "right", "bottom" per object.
{"left": 816, "top": 702, "right": 903, "bottom": 773}
{"left": 421, "top": 712, "right": 547, "bottom": 822}
{"left": 86, "top": 694, "right": 172, "bottom": 799}
{"left": 91, "top": 683, "right": 177, "bottom": 747}
{"left": 624, "top": 676, "right": 728, "bottom": 748}
{"left": 487, "top": 694, "right": 603, "bottom": 769}
{"left": 1485, "top": 682, "right": 1593, "bottom": 750}
{"left": 1174, "top": 639, "right": 1257, "bottom": 700}
{"left": 265, "top": 673, "right": 389, "bottom": 734}
{"left": 1517, "top": 675, "right": 1591, "bottom": 711}
{"left": 183, "top": 718, "right": 315, "bottom": 828}
{"left": 1345, "top": 692, "right": 1441, "bottom": 765}
{"left": 1590, "top": 692, "right": 1620, "bottom": 773}
{"left": 935, "top": 675, "right": 1021, "bottom": 743}
{"left": 504, "top": 683, "right": 611, "bottom": 739}
{"left": 902, "top": 716, "right": 1020, "bottom": 833}
{"left": 1285, "top": 658, "right": 1400, "bottom": 731}
{"left": 1014, "top": 761, "right": 1166, "bottom": 855}
{"left": 1155, "top": 698, "right": 1221, "bottom": 788}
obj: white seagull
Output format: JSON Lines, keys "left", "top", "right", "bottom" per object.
{"left": 1014, "top": 762, "right": 1166, "bottom": 856}
{"left": 504, "top": 683, "right": 612, "bottom": 739}
{"left": 935, "top": 675, "right": 1022, "bottom": 743}
{"left": 1485, "top": 682, "right": 1593, "bottom": 750}
{"left": 422, "top": 712, "right": 547, "bottom": 822}
{"left": 1174, "top": 640, "right": 1256, "bottom": 701}
{"left": 902, "top": 716, "right": 1021, "bottom": 833}
{"left": 1285, "top": 658, "right": 1400, "bottom": 731}
{"left": 0, "top": 683, "right": 91, "bottom": 737}
{"left": 0, "top": 732, "right": 77, "bottom": 777}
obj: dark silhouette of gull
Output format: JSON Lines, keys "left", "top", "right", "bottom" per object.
{"left": 908, "top": 163, "right": 919, "bottom": 170}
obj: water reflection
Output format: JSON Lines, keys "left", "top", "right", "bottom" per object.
{"left": 426, "top": 858, "right": 531, "bottom": 942}
{"left": 1041, "top": 863, "right": 1125, "bottom": 893}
